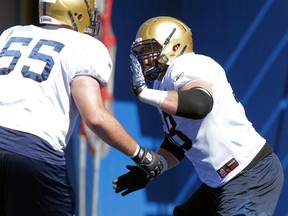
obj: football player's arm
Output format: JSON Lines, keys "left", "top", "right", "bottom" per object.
{"left": 130, "top": 54, "right": 213, "bottom": 119}
{"left": 71, "top": 75, "right": 139, "bottom": 155}
{"left": 161, "top": 80, "right": 213, "bottom": 119}
{"left": 157, "top": 136, "right": 185, "bottom": 169}
{"left": 71, "top": 75, "right": 168, "bottom": 175}
{"left": 138, "top": 80, "right": 213, "bottom": 119}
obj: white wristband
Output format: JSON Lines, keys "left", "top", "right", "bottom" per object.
{"left": 138, "top": 87, "right": 168, "bottom": 107}
{"left": 130, "top": 144, "right": 140, "bottom": 158}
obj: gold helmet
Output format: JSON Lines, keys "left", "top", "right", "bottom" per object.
{"left": 39, "top": 0, "right": 100, "bottom": 36}
{"left": 131, "top": 16, "right": 193, "bottom": 80}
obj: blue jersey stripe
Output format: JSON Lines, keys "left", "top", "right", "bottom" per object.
{"left": 0, "top": 125, "right": 65, "bottom": 165}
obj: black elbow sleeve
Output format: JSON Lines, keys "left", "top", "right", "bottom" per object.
{"left": 176, "top": 88, "right": 213, "bottom": 119}
{"left": 160, "top": 137, "right": 185, "bottom": 161}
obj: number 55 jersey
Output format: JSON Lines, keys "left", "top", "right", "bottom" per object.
{"left": 0, "top": 25, "right": 112, "bottom": 164}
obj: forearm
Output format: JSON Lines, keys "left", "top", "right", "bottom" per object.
{"left": 156, "top": 147, "right": 180, "bottom": 169}
{"left": 138, "top": 86, "right": 213, "bottom": 119}
{"left": 71, "top": 76, "right": 139, "bottom": 156}
{"left": 86, "top": 110, "right": 138, "bottom": 156}
{"left": 138, "top": 87, "right": 178, "bottom": 115}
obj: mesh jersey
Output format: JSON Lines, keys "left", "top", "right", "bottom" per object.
{"left": 154, "top": 53, "right": 266, "bottom": 188}
{"left": 0, "top": 25, "right": 112, "bottom": 154}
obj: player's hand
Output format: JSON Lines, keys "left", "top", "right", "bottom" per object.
{"left": 132, "top": 147, "right": 167, "bottom": 179}
{"left": 113, "top": 165, "right": 151, "bottom": 196}
{"left": 129, "top": 54, "right": 147, "bottom": 96}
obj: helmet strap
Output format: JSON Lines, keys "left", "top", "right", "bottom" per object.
{"left": 67, "top": 10, "right": 78, "bottom": 31}
{"left": 179, "top": 45, "right": 187, "bottom": 56}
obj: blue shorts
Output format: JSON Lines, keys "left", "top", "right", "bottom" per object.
{"left": 0, "top": 149, "right": 75, "bottom": 216}
{"left": 173, "top": 152, "right": 284, "bottom": 216}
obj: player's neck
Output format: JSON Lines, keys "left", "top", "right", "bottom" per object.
{"left": 43, "top": 24, "right": 74, "bottom": 31}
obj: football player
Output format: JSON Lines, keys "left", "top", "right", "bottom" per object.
{"left": 113, "top": 16, "right": 284, "bottom": 216}
{"left": 0, "top": 1, "right": 165, "bottom": 215}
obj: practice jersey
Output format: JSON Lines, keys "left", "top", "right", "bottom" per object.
{"left": 0, "top": 25, "right": 112, "bottom": 164}
{"left": 154, "top": 52, "right": 266, "bottom": 188}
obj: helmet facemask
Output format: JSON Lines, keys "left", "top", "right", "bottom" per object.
{"left": 39, "top": 0, "right": 101, "bottom": 37}
{"left": 83, "top": 2, "right": 101, "bottom": 37}
{"left": 131, "top": 39, "right": 167, "bottom": 81}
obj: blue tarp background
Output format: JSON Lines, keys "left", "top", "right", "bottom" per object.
{"left": 64, "top": 0, "right": 288, "bottom": 215}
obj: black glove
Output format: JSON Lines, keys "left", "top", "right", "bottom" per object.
{"left": 113, "top": 165, "right": 151, "bottom": 196}
{"left": 132, "top": 147, "right": 166, "bottom": 180}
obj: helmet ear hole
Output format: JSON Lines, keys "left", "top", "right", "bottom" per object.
{"left": 77, "top": 14, "right": 84, "bottom": 21}
{"left": 173, "top": 44, "right": 180, "bottom": 51}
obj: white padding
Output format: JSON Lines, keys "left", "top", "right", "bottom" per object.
{"left": 138, "top": 87, "right": 168, "bottom": 107}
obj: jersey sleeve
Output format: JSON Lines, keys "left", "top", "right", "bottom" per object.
{"left": 0, "top": 26, "right": 21, "bottom": 43}
{"left": 71, "top": 37, "right": 113, "bottom": 88}
{"left": 167, "top": 53, "right": 215, "bottom": 91}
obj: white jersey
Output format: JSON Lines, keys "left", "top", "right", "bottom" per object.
{"left": 0, "top": 25, "right": 112, "bottom": 155}
{"left": 154, "top": 53, "right": 266, "bottom": 188}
